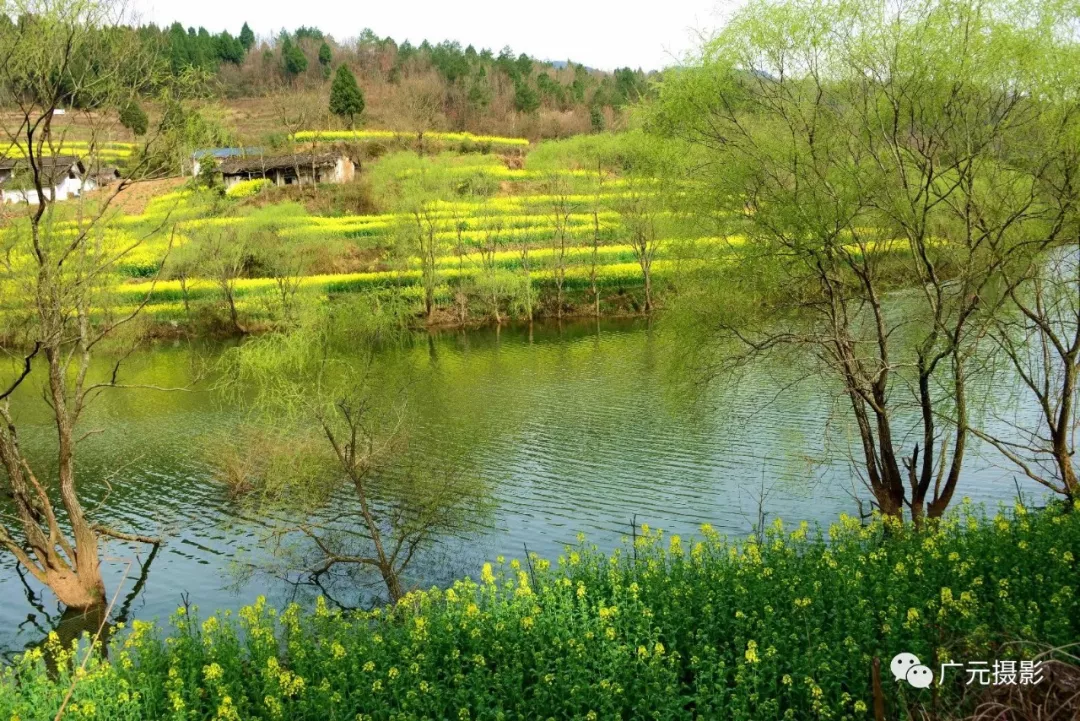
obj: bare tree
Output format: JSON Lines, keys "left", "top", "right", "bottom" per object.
{"left": 395, "top": 73, "right": 444, "bottom": 157}
{"left": 194, "top": 225, "right": 250, "bottom": 334}
{"left": 517, "top": 213, "right": 535, "bottom": 322}
{"left": 618, "top": 175, "right": 662, "bottom": 314}
{"left": 588, "top": 160, "right": 606, "bottom": 317}
{"left": 0, "top": 0, "right": 181, "bottom": 610}
{"left": 476, "top": 198, "right": 505, "bottom": 324}
{"left": 546, "top": 174, "right": 573, "bottom": 319}
{"left": 255, "top": 228, "right": 315, "bottom": 325}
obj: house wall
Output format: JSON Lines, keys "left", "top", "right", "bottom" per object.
{"left": 333, "top": 157, "right": 356, "bottom": 183}
{"left": 219, "top": 156, "right": 355, "bottom": 189}
{"left": 1, "top": 176, "right": 96, "bottom": 205}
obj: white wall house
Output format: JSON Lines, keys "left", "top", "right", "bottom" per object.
{"left": 0, "top": 157, "right": 94, "bottom": 205}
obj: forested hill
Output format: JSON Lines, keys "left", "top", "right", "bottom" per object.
{"left": 134, "top": 22, "right": 654, "bottom": 138}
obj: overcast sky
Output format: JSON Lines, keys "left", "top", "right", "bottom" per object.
{"left": 130, "top": 0, "right": 744, "bottom": 71}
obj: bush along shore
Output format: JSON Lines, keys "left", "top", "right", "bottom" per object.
{"left": 3, "top": 502, "right": 1079, "bottom": 721}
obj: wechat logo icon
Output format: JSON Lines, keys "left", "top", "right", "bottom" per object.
{"left": 891, "top": 652, "right": 933, "bottom": 689}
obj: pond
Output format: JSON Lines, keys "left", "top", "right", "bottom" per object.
{"left": 0, "top": 317, "right": 1046, "bottom": 653}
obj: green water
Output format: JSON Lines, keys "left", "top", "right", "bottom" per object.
{"left": 0, "top": 317, "right": 1043, "bottom": 652}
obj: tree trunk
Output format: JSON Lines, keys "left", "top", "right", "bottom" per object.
{"left": 380, "top": 564, "right": 404, "bottom": 603}
{"left": 642, "top": 263, "right": 653, "bottom": 313}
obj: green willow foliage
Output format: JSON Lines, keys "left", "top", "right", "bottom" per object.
{"left": 3, "top": 504, "right": 1078, "bottom": 720}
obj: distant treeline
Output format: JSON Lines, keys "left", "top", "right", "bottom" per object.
{"left": 0, "top": 9, "right": 652, "bottom": 138}
{"left": 140, "top": 22, "right": 652, "bottom": 136}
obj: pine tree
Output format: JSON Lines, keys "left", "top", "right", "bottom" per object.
{"left": 239, "top": 22, "right": 255, "bottom": 51}
{"left": 318, "top": 41, "right": 332, "bottom": 66}
{"left": 329, "top": 65, "right": 365, "bottom": 128}
{"left": 589, "top": 104, "right": 605, "bottom": 133}
{"left": 513, "top": 80, "right": 539, "bottom": 114}
{"left": 281, "top": 37, "right": 308, "bottom": 77}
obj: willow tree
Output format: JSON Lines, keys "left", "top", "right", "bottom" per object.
{"left": 0, "top": 0, "right": 178, "bottom": 610}
{"left": 373, "top": 155, "right": 450, "bottom": 321}
{"left": 647, "top": 0, "right": 1074, "bottom": 523}
{"left": 219, "top": 298, "right": 490, "bottom": 603}
{"left": 974, "top": 74, "right": 1080, "bottom": 502}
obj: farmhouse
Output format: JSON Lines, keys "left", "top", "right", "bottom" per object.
{"left": 0, "top": 156, "right": 93, "bottom": 204}
{"left": 214, "top": 152, "right": 357, "bottom": 189}
{"left": 191, "top": 147, "right": 263, "bottom": 177}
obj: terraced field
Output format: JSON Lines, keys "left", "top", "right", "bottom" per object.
{"left": 3, "top": 148, "right": 724, "bottom": 327}
{"left": 2, "top": 140, "right": 138, "bottom": 162}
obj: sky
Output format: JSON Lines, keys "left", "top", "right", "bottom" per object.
{"left": 130, "top": 0, "right": 745, "bottom": 72}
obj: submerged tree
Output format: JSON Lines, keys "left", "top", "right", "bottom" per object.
{"left": 0, "top": 0, "right": 181, "bottom": 611}
{"left": 219, "top": 298, "right": 490, "bottom": 603}
{"left": 979, "top": 248, "right": 1080, "bottom": 502}
{"left": 647, "top": 0, "right": 1076, "bottom": 522}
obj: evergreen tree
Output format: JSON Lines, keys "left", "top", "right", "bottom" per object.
{"left": 515, "top": 53, "right": 533, "bottom": 79}
{"left": 571, "top": 63, "right": 589, "bottom": 102}
{"left": 215, "top": 31, "right": 244, "bottom": 64}
{"left": 281, "top": 37, "right": 308, "bottom": 76}
{"left": 318, "top": 41, "right": 332, "bottom": 66}
{"left": 329, "top": 65, "right": 365, "bottom": 127}
{"left": 239, "top": 22, "right": 255, "bottom": 51}
{"left": 513, "top": 80, "right": 539, "bottom": 114}
{"left": 119, "top": 101, "right": 149, "bottom": 136}
{"left": 467, "top": 68, "right": 491, "bottom": 111}
{"left": 294, "top": 26, "right": 323, "bottom": 42}
{"left": 589, "top": 103, "right": 605, "bottom": 133}
{"left": 167, "top": 22, "right": 190, "bottom": 73}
